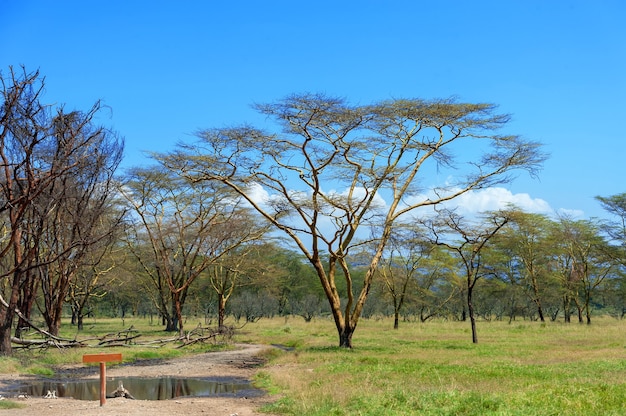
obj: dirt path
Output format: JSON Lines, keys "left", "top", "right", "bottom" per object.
{"left": 0, "top": 344, "right": 278, "bottom": 416}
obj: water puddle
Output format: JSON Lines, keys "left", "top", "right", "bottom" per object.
{"left": 9, "top": 376, "right": 262, "bottom": 400}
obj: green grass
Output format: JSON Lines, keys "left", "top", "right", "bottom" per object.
{"left": 0, "top": 400, "right": 26, "bottom": 410}
{"left": 246, "top": 317, "right": 626, "bottom": 415}
{"left": 5, "top": 316, "right": 626, "bottom": 415}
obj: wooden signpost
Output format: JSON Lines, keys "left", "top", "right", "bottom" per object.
{"left": 82, "top": 353, "right": 123, "bottom": 406}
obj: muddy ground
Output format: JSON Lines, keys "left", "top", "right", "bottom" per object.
{"left": 0, "top": 344, "right": 278, "bottom": 416}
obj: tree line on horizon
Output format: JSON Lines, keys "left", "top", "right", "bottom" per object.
{"left": 1, "top": 66, "right": 624, "bottom": 355}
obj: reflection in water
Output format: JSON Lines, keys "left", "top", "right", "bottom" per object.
{"left": 11, "top": 377, "right": 261, "bottom": 401}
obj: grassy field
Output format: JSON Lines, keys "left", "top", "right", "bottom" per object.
{"left": 241, "top": 316, "right": 626, "bottom": 415}
{"left": 2, "top": 316, "right": 626, "bottom": 415}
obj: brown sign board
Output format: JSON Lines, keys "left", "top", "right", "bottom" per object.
{"left": 82, "top": 353, "right": 123, "bottom": 363}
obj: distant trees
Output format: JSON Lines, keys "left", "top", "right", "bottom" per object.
{"left": 551, "top": 217, "right": 617, "bottom": 324}
{"left": 489, "top": 211, "right": 556, "bottom": 322}
{"left": 0, "top": 66, "right": 124, "bottom": 353}
{"left": 165, "top": 94, "right": 545, "bottom": 347}
{"left": 206, "top": 242, "right": 276, "bottom": 329}
{"left": 376, "top": 226, "right": 448, "bottom": 329}
{"left": 426, "top": 209, "right": 510, "bottom": 343}
{"left": 121, "top": 165, "right": 268, "bottom": 336}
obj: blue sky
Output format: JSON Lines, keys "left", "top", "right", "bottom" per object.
{"left": 1, "top": 0, "right": 624, "bottom": 220}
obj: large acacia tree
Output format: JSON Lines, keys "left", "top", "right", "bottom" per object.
{"left": 165, "top": 94, "right": 545, "bottom": 348}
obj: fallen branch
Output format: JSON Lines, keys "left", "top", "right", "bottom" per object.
{"left": 11, "top": 337, "right": 87, "bottom": 349}
{"left": 98, "top": 333, "right": 141, "bottom": 346}
{"left": 11, "top": 323, "right": 237, "bottom": 350}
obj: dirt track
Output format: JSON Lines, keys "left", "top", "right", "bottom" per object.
{"left": 0, "top": 344, "right": 278, "bottom": 416}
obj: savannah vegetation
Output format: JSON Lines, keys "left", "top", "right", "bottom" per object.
{"left": 2, "top": 64, "right": 626, "bottom": 413}
{"left": 2, "top": 67, "right": 626, "bottom": 352}
{"left": 1, "top": 315, "right": 626, "bottom": 415}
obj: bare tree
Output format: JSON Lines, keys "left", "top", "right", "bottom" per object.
{"left": 165, "top": 94, "right": 545, "bottom": 347}
{"left": 0, "top": 66, "right": 124, "bottom": 353}
{"left": 36, "top": 109, "right": 124, "bottom": 336}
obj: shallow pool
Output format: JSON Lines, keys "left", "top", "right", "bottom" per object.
{"left": 9, "top": 376, "right": 263, "bottom": 400}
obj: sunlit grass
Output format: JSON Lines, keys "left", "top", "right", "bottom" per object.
{"left": 4, "top": 315, "right": 626, "bottom": 414}
{"left": 247, "top": 316, "right": 626, "bottom": 415}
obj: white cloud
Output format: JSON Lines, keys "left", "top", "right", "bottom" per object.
{"left": 555, "top": 208, "right": 585, "bottom": 219}
{"left": 450, "top": 187, "right": 553, "bottom": 215}
{"left": 244, "top": 182, "right": 270, "bottom": 204}
{"left": 245, "top": 182, "right": 588, "bottom": 224}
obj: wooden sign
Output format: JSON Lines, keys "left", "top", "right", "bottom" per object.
{"left": 82, "top": 353, "right": 123, "bottom": 406}
{"left": 82, "top": 353, "right": 123, "bottom": 363}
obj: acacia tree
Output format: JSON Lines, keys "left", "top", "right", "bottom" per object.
{"left": 206, "top": 240, "right": 274, "bottom": 329}
{"left": 426, "top": 209, "right": 509, "bottom": 343}
{"left": 596, "top": 194, "right": 626, "bottom": 241}
{"left": 166, "top": 94, "right": 545, "bottom": 347}
{"left": 491, "top": 211, "right": 554, "bottom": 321}
{"left": 377, "top": 230, "right": 426, "bottom": 329}
{"left": 595, "top": 193, "right": 626, "bottom": 315}
{"left": 596, "top": 193, "right": 626, "bottom": 264}
{"left": 412, "top": 245, "right": 459, "bottom": 322}
{"left": 376, "top": 227, "right": 456, "bottom": 328}
{"left": 550, "top": 217, "right": 617, "bottom": 324}
{"left": 121, "top": 166, "right": 266, "bottom": 336}
{"left": 66, "top": 230, "right": 125, "bottom": 331}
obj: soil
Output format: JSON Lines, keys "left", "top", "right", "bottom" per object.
{"left": 0, "top": 344, "right": 279, "bottom": 416}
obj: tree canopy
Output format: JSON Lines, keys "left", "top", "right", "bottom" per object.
{"left": 162, "top": 93, "right": 546, "bottom": 347}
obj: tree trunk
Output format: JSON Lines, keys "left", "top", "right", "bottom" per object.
{"left": 393, "top": 311, "right": 400, "bottom": 330}
{"left": 15, "top": 271, "right": 37, "bottom": 338}
{"left": 164, "top": 316, "right": 177, "bottom": 332}
{"left": 0, "top": 312, "right": 13, "bottom": 356}
{"left": 0, "top": 273, "right": 23, "bottom": 355}
{"left": 218, "top": 293, "right": 226, "bottom": 329}
{"left": 49, "top": 318, "right": 61, "bottom": 337}
{"left": 44, "top": 297, "right": 65, "bottom": 337}
{"left": 77, "top": 313, "right": 84, "bottom": 331}
{"left": 530, "top": 275, "right": 545, "bottom": 322}
{"left": 172, "top": 292, "right": 184, "bottom": 336}
{"left": 535, "top": 302, "right": 546, "bottom": 322}
{"left": 468, "top": 285, "right": 478, "bottom": 344}
{"left": 574, "top": 298, "right": 584, "bottom": 323}
{"left": 338, "top": 325, "right": 355, "bottom": 348}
